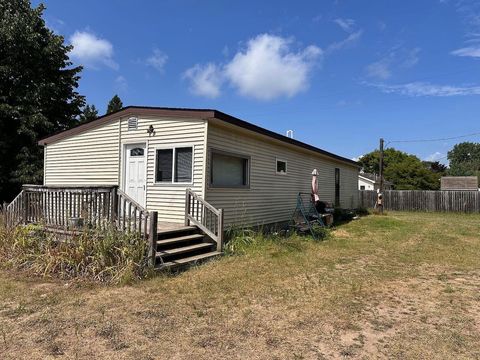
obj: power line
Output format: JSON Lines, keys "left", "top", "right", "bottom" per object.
{"left": 386, "top": 131, "right": 480, "bottom": 146}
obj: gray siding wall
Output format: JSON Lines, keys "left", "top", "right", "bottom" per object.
{"left": 44, "top": 116, "right": 207, "bottom": 224}
{"left": 205, "top": 124, "right": 359, "bottom": 227}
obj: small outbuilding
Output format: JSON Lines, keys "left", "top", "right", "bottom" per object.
{"left": 440, "top": 176, "right": 479, "bottom": 191}
{"left": 358, "top": 173, "right": 393, "bottom": 191}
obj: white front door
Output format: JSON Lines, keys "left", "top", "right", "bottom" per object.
{"left": 124, "top": 144, "right": 146, "bottom": 207}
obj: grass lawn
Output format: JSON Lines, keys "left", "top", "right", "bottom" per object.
{"left": 0, "top": 211, "right": 479, "bottom": 359}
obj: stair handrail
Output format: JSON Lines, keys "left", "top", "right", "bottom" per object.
{"left": 5, "top": 190, "right": 25, "bottom": 228}
{"left": 184, "top": 188, "right": 224, "bottom": 252}
{"left": 115, "top": 189, "right": 151, "bottom": 237}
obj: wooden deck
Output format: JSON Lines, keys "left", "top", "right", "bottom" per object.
{"left": 157, "top": 222, "right": 187, "bottom": 232}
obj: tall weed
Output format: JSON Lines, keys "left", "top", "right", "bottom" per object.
{"left": 0, "top": 223, "right": 151, "bottom": 284}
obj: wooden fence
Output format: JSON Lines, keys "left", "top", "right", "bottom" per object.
{"left": 358, "top": 190, "right": 480, "bottom": 213}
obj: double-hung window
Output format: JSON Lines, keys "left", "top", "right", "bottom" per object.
{"left": 155, "top": 147, "right": 193, "bottom": 183}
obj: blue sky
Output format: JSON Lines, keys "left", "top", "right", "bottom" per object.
{"left": 35, "top": 0, "right": 480, "bottom": 163}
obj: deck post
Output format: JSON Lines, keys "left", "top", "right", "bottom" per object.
{"left": 111, "top": 186, "right": 118, "bottom": 224}
{"left": 148, "top": 211, "right": 158, "bottom": 267}
{"left": 184, "top": 188, "right": 190, "bottom": 226}
{"left": 217, "top": 208, "right": 224, "bottom": 252}
{"left": 23, "top": 190, "right": 28, "bottom": 225}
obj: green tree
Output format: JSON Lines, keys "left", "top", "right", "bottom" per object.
{"left": 78, "top": 104, "right": 98, "bottom": 124}
{"left": 107, "top": 94, "right": 123, "bottom": 114}
{"left": 423, "top": 161, "right": 447, "bottom": 175}
{"left": 358, "top": 148, "right": 441, "bottom": 190}
{"left": 0, "top": 0, "right": 84, "bottom": 201}
{"left": 447, "top": 142, "right": 480, "bottom": 177}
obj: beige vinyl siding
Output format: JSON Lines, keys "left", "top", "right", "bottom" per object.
{"left": 44, "top": 120, "right": 120, "bottom": 185}
{"left": 205, "top": 123, "right": 359, "bottom": 227}
{"left": 118, "top": 116, "right": 206, "bottom": 223}
{"left": 44, "top": 115, "right": 206, "bottom": 224}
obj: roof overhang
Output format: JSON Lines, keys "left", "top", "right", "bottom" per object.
{"left": 38, "top": 106, "right": 359, "bottom": 168}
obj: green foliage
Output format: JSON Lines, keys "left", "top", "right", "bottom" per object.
{"left": 78, "top": 104, "right": 98, "bottom": 124}
{"left": 358, "top": 148, "right": 441, "bottom": 190}
{"left": 107, "top": 95, "right": 123, "bottom": 114}
{"left": 224, "top": 227, "right": 258, "bottom": 254}
{"left": 0, "top": 224, "right": 151, "bottom": 284}
{"left": 447, "top": 142, "right": 480, "bottom": 180}
{"left": 0, "top": 0, "right": 84, "bottom": 201}
{"left": 224, "top": 225, "right": 329, "bottom": 255}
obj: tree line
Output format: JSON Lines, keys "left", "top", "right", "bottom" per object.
{"left": 358, "top": 143, "right": 480, "bottom": 190}
{"left": 0, "top": 0, "right": 123, "bottom": 202}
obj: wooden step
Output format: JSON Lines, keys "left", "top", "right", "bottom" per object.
{"left": 156, "top": 234, "right": 204, "bottom": 247}
{"left": 157, "top": 225, "right": 197, "bottom": 237}
{"left": 156, "top": 242, "right": 213, "bottom": 257}
{"left": 156, "top": 251, "right": 222, "bottom": 269}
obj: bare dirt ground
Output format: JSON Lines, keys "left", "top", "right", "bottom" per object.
{"left": 1, "top": 212, "right": 479, "bottom": 359}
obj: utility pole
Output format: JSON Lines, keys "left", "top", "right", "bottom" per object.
{"left": 378, "top": 138, "right": 384, "bottom": 213}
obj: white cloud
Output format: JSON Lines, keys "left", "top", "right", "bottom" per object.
{"left": 370, "top": 81, "right": 480, "bottom": 97}
{"left": 366, "top": 59, "right": 391, "bottom": 80}
{"left": 224, "top": 34, "right": 322, "bottom": 100}
{"left": 402, "top": 47, "right": 421, "bottom": 67}
{"left": 183, "top": 63, "right": 223, "bottom": 99}
{"left": 451, "top": 45, "right": 480, "bottom": 58}
{"left": 334, "top": 18, "right": 356, "bottom": 33}
{"left": 146, "top": 49, "right": 168, "bottom": 72}
{"left": 69, "top": 31, "right": 117, "bottom": 69}
{"left": 365, "top": 47, "right": 420, "bottom": 79}
{"left": 326, "top": 30, "right": 363, "bottom": 53}
{"left": 424, "top": 152, "right": 445, "bottom": 162}
{"left": 114, "top": 75, "right": 128, "bottom": 92}
{"left": 183, "top": 34, "right": 322, "bottom": 100}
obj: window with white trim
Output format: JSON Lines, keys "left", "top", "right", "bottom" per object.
{"left": 155, "top": 147, "right": 193, "bottom": 183}
{"left": 210, "top": 151, "right": 249, "bottom": 188}
{"left": 276, "top": 159, "right": 287, "bottom": 174}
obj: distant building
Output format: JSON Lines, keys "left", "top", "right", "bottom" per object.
{"left": 358, "top": 173, "right": 393, "bottom": 191}
{"left": 440, "top": 176, "right": 479, "bottom": 191}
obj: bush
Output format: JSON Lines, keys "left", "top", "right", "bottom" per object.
{"left": 0, "top": 223, "right": 151, "bottom": 284}
{"left": 333, "top": 208, "right": 356, "bottom": 224}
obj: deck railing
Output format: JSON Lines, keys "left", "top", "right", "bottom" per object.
{"left": 5, "top": 190, "right": 25, "bottom": 227}
{"left": 116, "top": 189, "right": 151, "bottom": 236}
{"left": 184, "top": 188, "right": 224, "bottom": 251}
{"left": 17, "top": 185, "right": 116, "bottom": 229}
{"left": 5, "top": 185, "right": 157, "bottom": 241}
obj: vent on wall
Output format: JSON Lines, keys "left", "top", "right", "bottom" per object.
{"left": 128, "top": 117, "right": 138, "bottom": 131}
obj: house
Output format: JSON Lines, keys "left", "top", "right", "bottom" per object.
{"left": 358, "top": 173, "right": 393, "bottom": 191}
{"left": 440, "top": 176, "right": 479, "bottom": 191}
{"left": 39, "top": 106, "right": 360, "bottom": 228}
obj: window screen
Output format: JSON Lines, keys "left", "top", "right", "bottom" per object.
{"left": 174, "top": 147, "right": 193, "bottom": 183}
{"left": 211, "top": 152, "right": 248, "bottom": 187}
{"left": 156, "top": 149, "right": 173, "bottom": 182}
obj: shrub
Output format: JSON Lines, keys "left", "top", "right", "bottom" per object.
{"left": 0, "top": 222, "right": 151, "bottom": 284}
{"left": 310, "top": 224, "right": 331, "bottom": 240}
{"left": 355, "top": 207, "right": 370, "bottom": 216}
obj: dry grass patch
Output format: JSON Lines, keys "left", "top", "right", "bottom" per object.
{"left": 0, "top": 211, "right": 479, "bottom": 359}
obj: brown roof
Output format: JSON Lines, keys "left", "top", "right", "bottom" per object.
{"left": 38, "top": 106, "right": 359, "bottom": 167}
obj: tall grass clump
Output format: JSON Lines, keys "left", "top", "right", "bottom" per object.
{"left": 0, "top": 220, "right": 151, "bottom": 284}
{"left": 224, "top": 223, "right": 330, "bottom": 256}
